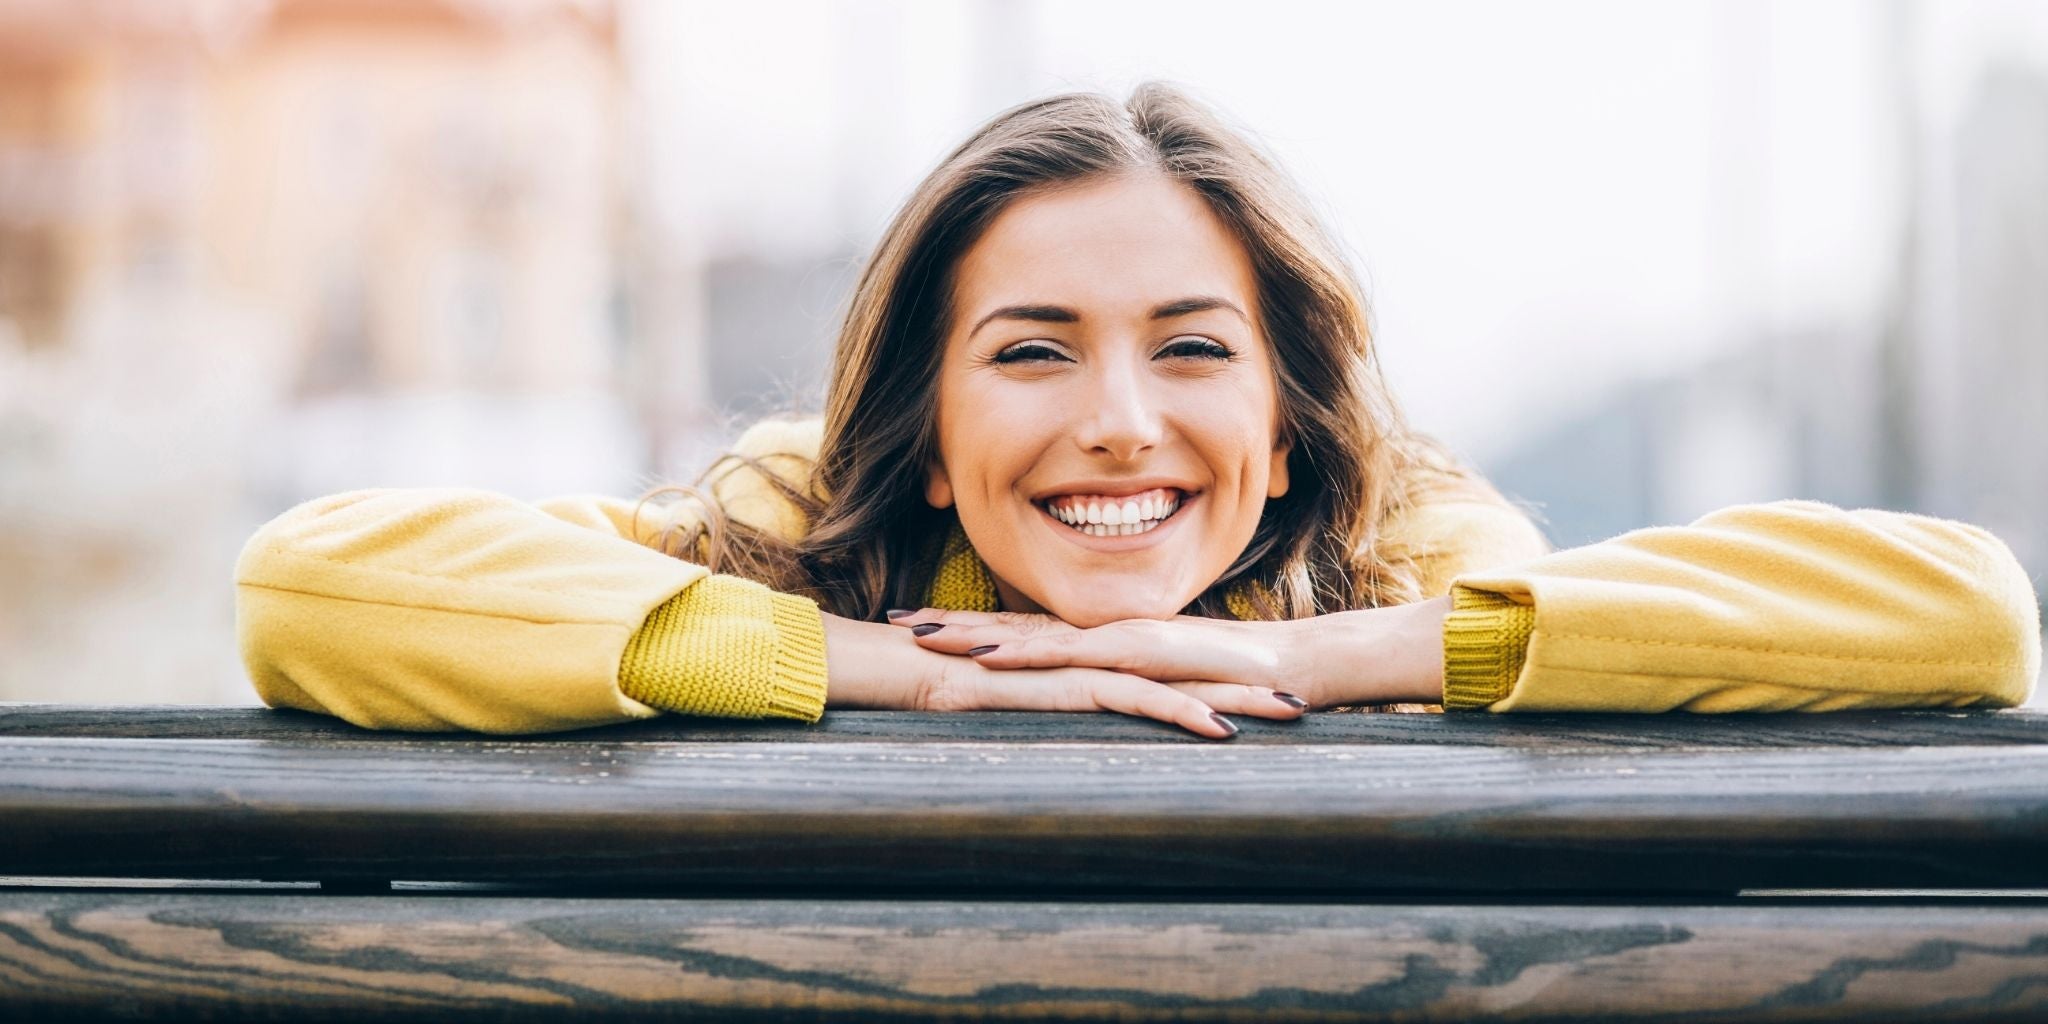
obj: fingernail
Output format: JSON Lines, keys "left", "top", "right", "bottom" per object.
{"left": 886, "top": 609, "right": 915, "bottom": 620}
{"left": 966, "top": 645, "right": 999, "bottom": 656}
{"left": 911, "top": 623, "right": 945, "bottom": 636}
{"left": 1272, "top": 692, "right": 1308, "bottom": 710}
{"left": 1208, "top": 712, "right": 1238, "bottom": 737}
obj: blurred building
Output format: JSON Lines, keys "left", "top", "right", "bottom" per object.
{"left": 1488, "top": 3, "right": 2048, "bottom": 595}
{"left": 0, "top": 0, "right": 638, "bottom": 702}
{"left": 0, "top": 0, "right": 621, "bottom": 378}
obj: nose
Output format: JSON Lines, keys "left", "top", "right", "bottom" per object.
{"left": 1073, "top": 350, "right": 1166, "bottom": 461}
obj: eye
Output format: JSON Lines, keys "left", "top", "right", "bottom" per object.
{"left": 1160, "top": 336, "right": 1236, "bottom": 361}
{"left": 992, "top": 342, "right": 1070, "bottom": 365}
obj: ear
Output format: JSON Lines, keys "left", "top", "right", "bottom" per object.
{"left": 1267, "top": 432, "right": 1292, "bottom": 499}
{"left": 925, "top": 456, "right": 955, "bottom": 509}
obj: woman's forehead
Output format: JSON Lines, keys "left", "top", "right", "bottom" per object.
{"left": 951, "top": 173, "right": 1259, "bottom": 328}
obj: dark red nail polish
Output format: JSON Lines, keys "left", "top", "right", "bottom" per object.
{"left": 1272, "top": 692, "right": 1308, "bottom": 710}
{"left": 1208, "top": 712, "right": 1238, "bottom": 737}
{"left": 967, "top": 645, "right": 999, "bottom": 656}
{"left": 886, "top": 609, "right": 915, "bottom": 620}
{"left": 911, "top": 623, "right": 945, "bottom": 636}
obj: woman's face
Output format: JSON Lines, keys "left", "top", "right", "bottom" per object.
{"left": 926, "top": 171, "right": 1291, "bottom": 627}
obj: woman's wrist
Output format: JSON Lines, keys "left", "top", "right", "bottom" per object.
{"left": 1291, "top": 596, "right": 1453, "bottom": 707}
{"left": 820, "top": 611, "right": 918, "bottom": 709}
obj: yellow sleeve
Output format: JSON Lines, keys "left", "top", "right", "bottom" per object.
{"left": 618, "top": 573, "right": 828, "bottom": 723}
{"left": 1442, "top": 500, "right": 2042, "bottom": 712}
{"left": 235, "top": 486, "right": 828, "bottom": 734}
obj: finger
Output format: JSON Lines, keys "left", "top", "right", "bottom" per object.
{"left": 1164, "top": 681, "right": 1309, "bottom": 719}
{"left": 1084, "top": 673, "right": 1242, "bottom": 740}
{"left": 885, "top": 607, "right": 1057, "bottom": 627}
{"left": 936, "top": 632, "right": 1309, "bottom": 718}
{"left": 906, "top": 620, "right": 1078, "bottom": 656}
{"left": 917, "top": 625, "right": 1303, "bottom": 718}
{"left": 959, "top": 618, "right": 1283, "bottom": 687}
{"left": 944, "top": 663, "right": 1238, "bottom": 740}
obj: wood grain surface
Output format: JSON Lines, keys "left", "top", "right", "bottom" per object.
{"left": 5, "top": 704, "right": 2046, "bottom": 747}
{"left": 6, "top": 706, "right": 2045, "bottom": 1020}
{"left": 3, "top": 728, "right": 2046, "bottom": 893}
{"left": 2, "top": 891, "right": 2044, "bottom": 1022}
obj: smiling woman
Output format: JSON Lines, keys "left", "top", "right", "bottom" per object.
{"left": 234, "top": 84, "right": 2042, "bottom": 740}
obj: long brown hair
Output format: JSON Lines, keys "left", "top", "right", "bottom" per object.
{"left": 645, "top": 82, "right": 1502, "bottom": 622}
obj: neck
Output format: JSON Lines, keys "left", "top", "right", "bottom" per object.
{"left": 992, "top": 575, "right": 1048, "bottom": 615}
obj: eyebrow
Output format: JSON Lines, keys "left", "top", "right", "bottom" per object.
{"left": 1149, "top": 296, "right": 1248, "bottom": 322}
{"left": 968, "top": 296, "right": 1250, "bottom": 339}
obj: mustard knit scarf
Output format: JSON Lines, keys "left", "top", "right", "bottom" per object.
{"left": 919, "top": 520, "right": 1263, "bottom": 620}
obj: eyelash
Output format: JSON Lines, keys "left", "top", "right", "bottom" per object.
{"left": 991, "top": 338, "right": 1236, "bottom": 365}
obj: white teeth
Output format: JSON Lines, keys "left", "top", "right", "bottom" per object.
{"left": 1070, "top": 520, "right": 1164, "bottom": 537}
{"left": 1043, "top": 492, "right": 1188, "bottom": 537}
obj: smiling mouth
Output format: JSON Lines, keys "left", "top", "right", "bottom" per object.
{"left": 1037, "top": 489, "right": 1192, "bottom": 538}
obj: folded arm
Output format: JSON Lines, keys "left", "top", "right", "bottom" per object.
{"left": 235, "top": 487, "right": 827, "bottom": 733}
{"left": 1440, "top": 500, "right": 2042, "bottom": 712}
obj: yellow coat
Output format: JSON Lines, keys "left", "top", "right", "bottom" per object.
{"left": 235, "top": 416, "right": 2042, "bottom": 733}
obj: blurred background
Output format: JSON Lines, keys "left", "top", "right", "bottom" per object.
{"left": 0, "top": 0, "right": 2042, "bottom": 704}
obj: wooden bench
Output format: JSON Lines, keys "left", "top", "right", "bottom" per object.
{"left": 3, "top": 703, "right": 2046, "bottom": 1021}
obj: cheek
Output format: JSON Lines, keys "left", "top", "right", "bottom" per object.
{"left": 1186, "top": 404, "right": 1277, "bottom": 478}
{"left": 939, "top": 380, "right": 1055, "bottom": 505}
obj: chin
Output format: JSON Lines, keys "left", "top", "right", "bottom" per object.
{"left": 1040, "top": 590, "right": 1182, "bottom": 628}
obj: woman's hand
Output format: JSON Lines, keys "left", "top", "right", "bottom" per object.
{"left": 819, "top": 612, "right": 1306, "bottom": 739}
{"left": 886, "top": 596, "right": 1455, "bottom": 710}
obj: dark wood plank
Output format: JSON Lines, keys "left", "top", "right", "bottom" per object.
{"left": 3, "top": 892, "right": 2045, "bottom": 1022}
{"left": 5, "top": 735, "right": 2048, "bottom": 893}
{"left": 5, "top": 703, "right": 2046, "bottom": 749}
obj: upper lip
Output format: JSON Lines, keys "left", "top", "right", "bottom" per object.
{"left": 1030, "top": 479, "right": 1201, "bottom": 503}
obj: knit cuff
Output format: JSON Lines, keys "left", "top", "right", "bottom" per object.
{"left": 762, "top": 588, "right": 829, "bottom": 722}
{"left": 1441, "top": 584, "right": 1536, "bottom": 710}
{"left": 619, "top": 575, "right": 830, "bottom": 724}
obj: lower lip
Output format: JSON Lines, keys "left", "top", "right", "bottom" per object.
{"left": 1036, "top": 495, "right": 1197, "bottom": 552}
